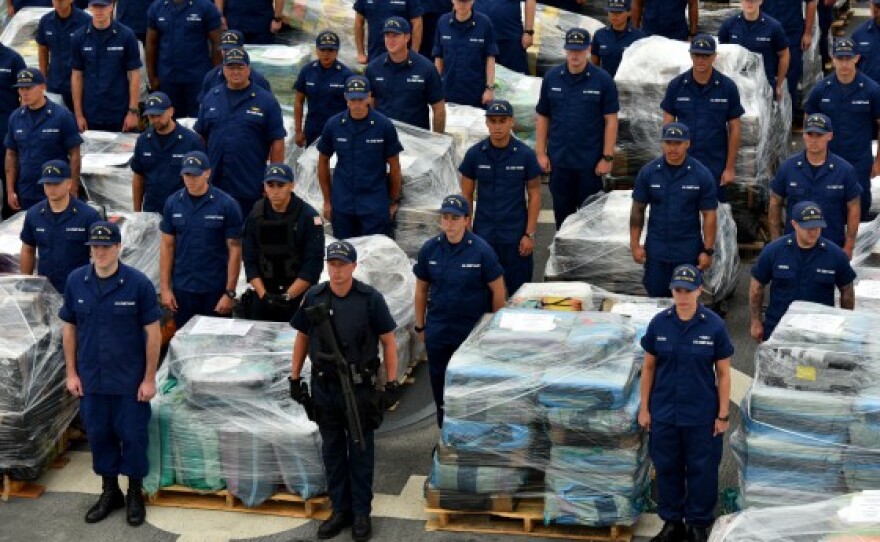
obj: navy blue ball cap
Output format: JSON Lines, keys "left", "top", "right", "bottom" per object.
{"left": 832, "top": 37, "right": 858, "bottom": 58}
{"left": 38, "top": 160, "right": 72, "bottom": 184}
{"left": 344, "top": 75, "right": 370, "bottom": 99}
{"left": 316, "top": 30, "right": 340, "bottom": 50}
{"left": 669, "top": 264, "right": 702, "bottom": 291}
{"left": 383, "top": 16, "right": 411, "bottom": 34}
{"left": 804, "top": 113, "right": 833, "bottom": 134}
{"left": 564, "top": 28, "right": 591, "bottom": 51}
{"left": 181, "top": 151, "right": 210, "bottom": 176}
{"left": 223, "top": 47, "right": 250, "bottom": 66}
{"left": 661, "top": 122, "right": 690, "bottom": 141}
{"left": 606, "top": 0, "right": 630, "bottom": 12}
{"left": 689, "top": 34, "right": 717, "bottom": 55}
{"left": 485, "top": 99, "right": 514, "bottom": 117}
{"left": 86, "top": 221, "right": 122, "bottom": 246}
{"left": 88, "top": 0, "right": 113, "bottom": 6}
{"left": 792, "top": 201, "right": 827, "bottom": 229}
{"left": 220, "top": 30, "right": 245, "bottom": 50}
{"left": 440, "top": 194, "right": 470, "bottom": 217}
{"left": 264, "top": 163, "right": 294, "bottom": 183}
{"left": 143, "top": 91, "right": 172, "bottom": 115}
{"left": 326, "top": 241, "right": 357, "bottom": 263}
{"left": 13, "top": 67, "right": 46, "bottom": 88}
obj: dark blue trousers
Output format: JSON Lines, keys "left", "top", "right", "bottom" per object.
{"left": 818, "top": 5, "right": 834, "bottom": 67}
{"left": 649, "top": 421, "right": 723, "bottom": 528}
{"left": 786, "top": 32, "right": 804, "bottom": 116}
{"left": 496, "top": 39, "right": 528, "bottom": 74}
{"left": 332, "top": 210, "right": 391, "bottom": 239}
{"left": 161, "top": 81, "right": 202, "bottom": 119}
{"left": 80, "top": 393, "right": 151, "bottom": 478}
{"left": 643, "top": 258, "right": 697, "bottom": 298}
{"left": 426, "top": 343, "right": 458, "bottom": 427}
{"left": 173, "top": 288, "right": 228, "bottom": 329}
{"left": 549, "top": 166, "right": 603, "bottom": 229}
{"left": 312, "top": 379, "right": 376, "bottom": 515}
{"left": 488, "top": 240, "right": 532, "bottom": 297}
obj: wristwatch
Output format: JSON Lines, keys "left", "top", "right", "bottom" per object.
{"left": 273, "top": 16, "right": 283, "bottom": 22}
{"left": 485, "top": 83, "right": 498, "bottom": 90}
{"left": 701, "top": 247, "right": 716, "bottom": 256}
{"left": 601, "top": 154, "right": 614, "bottom": 163}
{"left": 127, "top": 107, "right": 138, "bottom": 115}
{"left": 717, "top": 415, "right": 729, "bottom": 422}
{"left": 524, "top": 29, "right": 534, "bottom": 35}
{"left": 524, "top": 232, "right": 536, "bottom": 240}
{"left": 225, "top": 289, "right": 237, "bottom": 300}
{"left": 414, "top": 324, "right": 425, "bottom": 332}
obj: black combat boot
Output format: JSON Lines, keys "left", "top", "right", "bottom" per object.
{"left": 85, "top": 476, "right": 125, "bottom": 523}
{"left": 351, "top": 514, "right": 371, "bottom": 542}
{"left": 317, "top": 511, "right": 353, "bottom": 539}
{"left": 687, "top": 524, "right": 711, "bottom": 542}
{"left": 650, "top": 520, "right": 687, "bottom": 542}
{"left": 126, "top": 477, "right": 146, "bottom": 526}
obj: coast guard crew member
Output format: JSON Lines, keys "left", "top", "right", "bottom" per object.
{"left": 36, "top": 0, "right": 91, "bottom": 110}
{"left": 70, "top": 0, "right": 143, "bottom": 133}
{"left": 354, "top": 0, "right": 424, "bottom": 64}
{"left": 630, "top": 123, "right": 718, "bottom": 298}
{"left": 662, "top": 34, "right": 744, "bottom": 202}
{"left": 197, "top": 29, "right": 272, "bottom": 103}
{"left": 146, "top": 0, "right": 222, "bottom": 118}
{"left": 632, "top": 0, "right": 698, "bottom": 41}
{"left": 433, "top": 0, "right": 499, "bottom": 108}
{"left": 592, "top": 0, "right": 646, "bottom": 79}
{"left": 293, "top": 31, "right": 353, "bottom": 147}
{"left": 718, "top": 0, "right": 790, "bottom": 100}
{"left": 19, "top": 160, "right": 101, "bottom": 293}
{"left": 769, "top": 113, "right": 860, "bottom": 257}
{"left": 413, "top": 195, "right": 506, "bottom": 426}
{"left": 639, "top": 264, "right": 733, "bottom": 542}
{"left": 60, "top": 221, "right": 163, "bottom": 527}
{"left": 317, "top": 75, "right": 404, "bottom": 239}
{"left": 460, "top": 99, "right": 541, "bottom": 297}
{"left": 365, "top": 16, "right": 446, "bottom": 132}
{"left": 805, "top": 38, "right": 880, "bottom": 221}
{"left": 750, "top": 201, "right": 856, "bottom": 342}
{"left": 5, "top": 68, "right": 82, "bottom": 213}
{"left": 473, "top": 0, "right": 535, "bottom": 74}
{"left": 195, "top": 47, "right": 286, "bottom": 215}
{"left": 130, "top": 92, "right": 205, "bottom": 213}
{"left": 0, "top": 41, "right": 26, "bottom": 219}
{"left": 159, "top": 150, "right": 243, "bottom": 329}
{"left": 535, "top": 27, "right": 620, "bottom": 228}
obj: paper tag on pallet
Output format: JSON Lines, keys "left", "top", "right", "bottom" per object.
{"left": 498, "top": 311, "right": 556, "bottom": 332}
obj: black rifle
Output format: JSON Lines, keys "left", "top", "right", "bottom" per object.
{"left": 305, "top": 303, "right": 365, "bottom": 451}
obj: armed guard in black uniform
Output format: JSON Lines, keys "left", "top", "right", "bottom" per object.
{"left": 241, "top": 163, "right": 325, "bottom": 322}
{"left": 289, "top": 240, "right": 401, "bottom": 542}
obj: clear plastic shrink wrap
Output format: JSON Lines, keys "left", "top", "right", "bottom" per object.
{"left": 733, "top": 302, "right": 880, "bottom": 509}
{"left": 145, "top": 316, "right": 326, "bottom": 504}
{"left": 318, "top": 235, "right": 418, "bottom": 382}
{"left": 852, "top": 214, "right": 880, "bottom": 268}
{"left": 283, "top": 0, "right": 359, "bottom": 68}
{"left": 244, "top": 44, "right": 312, "bottom": 107}
{"left": 852, "top": 267, "right": 880, "bottom": 312}
{"left": 494, "top": 65, "right": 543, "bottom": 145}
{"left": 545, "top": 190, "right": 739, "bottom": 300}
{"left": 429, "top": 308, "right": 649, "bottom": 527}
{"left": 79, "top": 131, "right": 140, "bottom": 211}
{"left": 0, "top": 212, "right": 26, "bottom": 273}
{"left": 0, "top": 276, "right": 78, "bottom": 481}
{"left": 442, "top": 104, "right": 490, "bottom": 162}
{"left": 527, "top": 5, "right": 604, "bottom": 76}
{"left": 294, "top": 121, "right": 458, "bottom": 257}
{"left": 614, "top": 36, "right": 790, "bottom": 242}
{"left": 108, "top": 212, "right": 163, "bottom": 292}
{"left": 709, "top": 492, "right": 880, "bottom": 542}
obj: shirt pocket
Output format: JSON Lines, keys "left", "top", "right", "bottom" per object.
{"left": 683, "top": 343, "right": 715, "bottom": 362}
{"left": 112, "top": 303, "right": 138, "bottom": 315}
{"left": 65, "top": 228, "right": 88, "bottom": 243}
{"left": 772, "top": 266, "right": 796, "bottom": 282}
{"left": 812, "top": 270, "right": 836, "bottom": 284}
{"left": 39, "top": 129, "right": 62, "bottom": 143}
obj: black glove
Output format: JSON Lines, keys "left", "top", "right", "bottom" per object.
{"left": 384, "top": 381, "right": 402, "bottom": 408}
{"left": 289, "top": 377, "right": 310, "bottom": 404}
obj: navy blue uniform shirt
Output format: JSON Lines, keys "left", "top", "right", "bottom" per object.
{"left": 770, "top": 151, "right": 861, "bottom": 247}
{"left": 195, "top": 82, "right": 287, "bottom": 202}
{"left": 641, "top": 303, "right": 734, "bottom": 426}
{"left": 854, "top": 20, "right": 880, "bottom": 85}
{"left": 293, "top": 59, "right": 352, "bottom": 144}
{"left": 354, "top": 0, "right": 424, "bottom": 61}
{"left": 661, "top": 68, "right": 745, "bottom": 182}
{"left": 35, "top": 7, "right": 92, "bottom": 95}
{"left": 805, "top": 72, "right": 880, "bottom": 176}
{"left": 198, "top": 65, "right": 271, "bottom": 103}
{"left": 70, "top": 21, "right": 143, "bottom": 125}
{"left": 0, "top": 45, "right": 27, "bottom": 147}
{"left": 752, "top": 234, "right": 856, "bottom": 334}
{"left": 241, "top": 195, "right": 325, "bottom": 285}
{"left": 117, "top": 0, "right": 153, "bottom": 36}
{"left": 4, "top": 100, "right": 83, "bottom": 204}
{"left": 535, "top": 62, "right": 620, "bottom": 169}
{"left": 59, "top": 262, "right": 163, "bottom": 395}
{"left": 20, "top": 198, "right": 101, "bottom": 292}
{"left": 147, "top": 0, "right": 222, "bottom": 84}
{"left": 458, "top": 135, "right": 542, "bottom": 243}
{"left": 592, "top": 24, "right": 646, "bottom": 78}
{"left": 365, "top": 51, "right": 444, "bottom": 130}
{"left": 159, "top": 185, "right": 243, "bottom": 293}
{"left": 640, "top": 0, "right": 689, "bottom": 41}
{"left": 473, "top": 0, "right": 522, "bottom": 41}
{"left": 432, "top": 11, "right": 499, "bottom": 107}
{"left": 633, "top": 156, "right": 718, "bottom": 263}
{"left": 761, "top": 0, "right": 816, "bottom": 37}
{"left": 130, "top": 123, "right": 206, "bottom": 213}
{"left": 718, "top": 12, "right": 789, "bottom": 88}
{"left": 316, "top": 108, "right": 404, "bottom": 217}
{"left": 291, "top": 280, "right": 397, "bottom": 368}
{"left": 413, "top": 230, "right": 504, "bottom": 348}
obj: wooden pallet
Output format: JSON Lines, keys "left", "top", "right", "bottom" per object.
{"left": 0, "top": 427, "right": 75, "bottom": 501}
{"left": 147, "top": 485, "right": 331, "bottom": 519}
{"left": 425, "top": 488, "right": 516, "bottom": 513}
{"left": 426, "top": 498, "right": 633, "bottom": 541}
